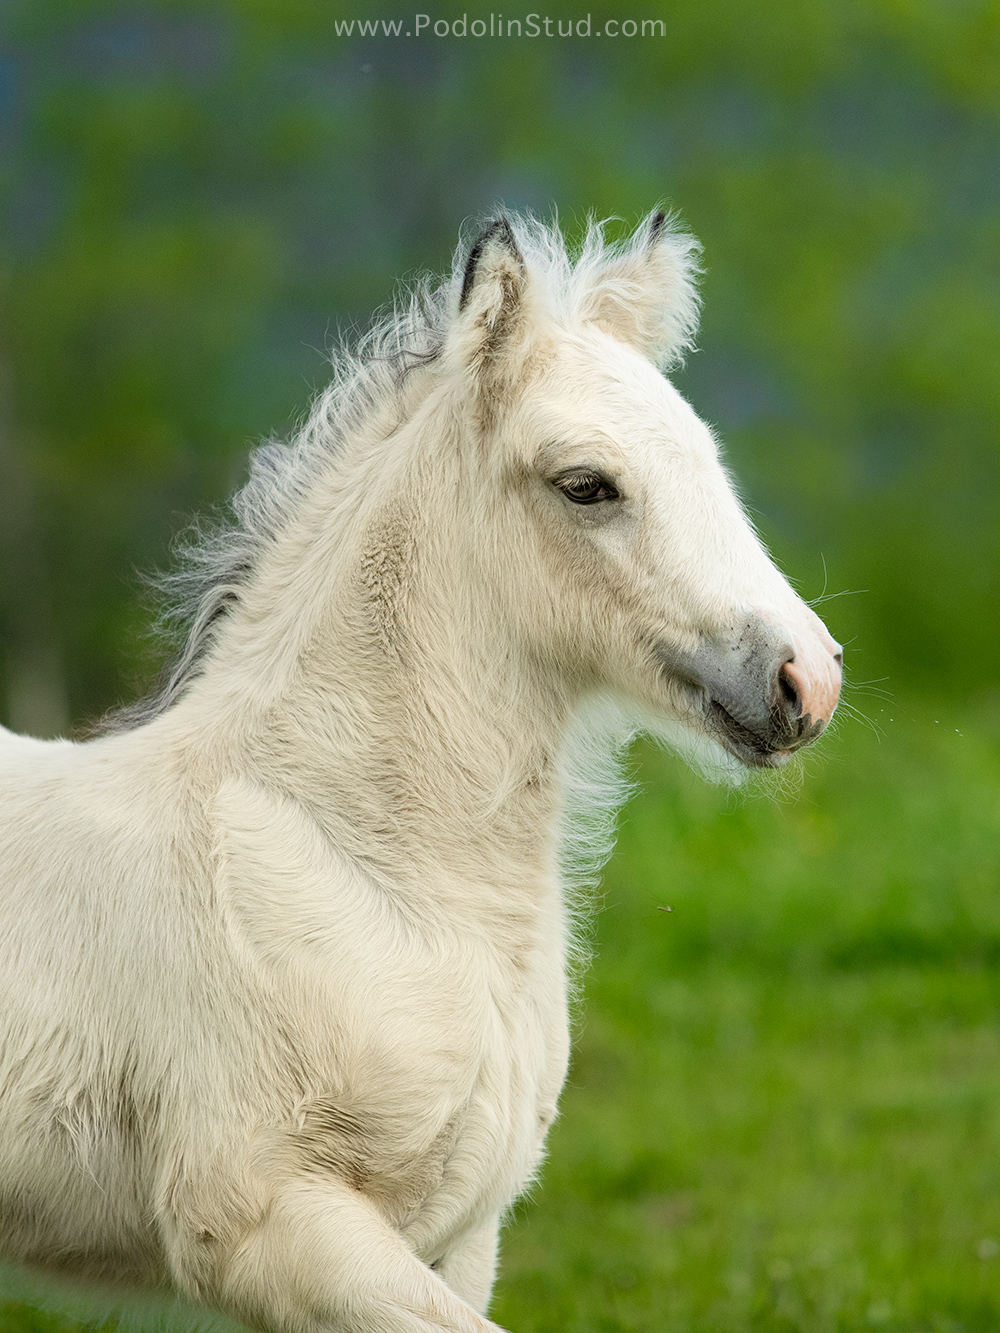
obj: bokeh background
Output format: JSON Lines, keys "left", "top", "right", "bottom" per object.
{"left": 2, "top": 2, "right": 1000, "bottom": 1330}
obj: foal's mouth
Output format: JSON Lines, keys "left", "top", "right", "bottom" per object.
{"left": 654, "top": 636, "right": 829, "bottom": 770}
{"left": 707, "top": 696, "right": 826, "bottom": 769}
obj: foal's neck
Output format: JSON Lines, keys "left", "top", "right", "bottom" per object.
{"left": 194, "top": 437, "right": 575, "bottom": 915}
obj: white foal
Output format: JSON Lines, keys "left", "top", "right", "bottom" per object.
{"left": 0, "top": 211, "right": 840, "bottom": 1332}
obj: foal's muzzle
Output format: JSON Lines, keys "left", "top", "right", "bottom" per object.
{"left": 662, "top": 614, "right": 842, "bottom": 768}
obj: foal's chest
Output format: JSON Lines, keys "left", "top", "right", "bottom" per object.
{"left": 290, "top": 929, "right": 571, "bottom": 1241}
{"left": 215, "top": 777, "right": 571, "bottom": 1237}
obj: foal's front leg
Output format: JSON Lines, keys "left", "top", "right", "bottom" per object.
{"left": 433, "top": 1218, "right": 501, "bottom": 1316}
{"left": 175, "top": 1179, "right": 507, "bottom": 1333}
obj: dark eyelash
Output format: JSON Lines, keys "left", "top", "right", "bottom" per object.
{"left": 554, "top": 473, "right": 620, "bottom": 505}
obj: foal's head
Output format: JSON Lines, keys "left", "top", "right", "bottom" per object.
{"left": 439, "top": 213, "right": 841, "bottom": 772}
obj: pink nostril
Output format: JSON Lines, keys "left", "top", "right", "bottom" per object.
{"left": 782, "top": 653, "right": 841, "bottom": 725}
{"left": 778, "top": 662, "right": 801, "bottom": 715}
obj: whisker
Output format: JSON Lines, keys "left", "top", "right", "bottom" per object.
{"left": 807, "top": 587, "right": 869, "bottom": 607}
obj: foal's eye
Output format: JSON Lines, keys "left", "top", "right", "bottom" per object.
{"left": 554, "top": 472, "right": 619, "bottom": 505}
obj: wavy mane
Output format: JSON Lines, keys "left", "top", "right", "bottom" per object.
{"left": 102, "top": 210, "right": 699, "bottom": 732}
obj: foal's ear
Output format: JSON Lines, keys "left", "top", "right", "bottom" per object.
{"left": 580, "top": 210, "right": 702, "bottom": 368}
{"left": 449, "top": 218, "right": 532, "bottom": 394}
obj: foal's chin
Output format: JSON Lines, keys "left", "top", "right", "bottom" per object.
{"left": 726, "top": 742, "right": 797, "bottom": 770}
{"left": 636, "top": 700, "right": 810, "bottom": 785}
{"left": 707, "top": 715, "right": 796, "bottom": 770}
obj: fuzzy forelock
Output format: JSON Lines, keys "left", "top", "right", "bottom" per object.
{"left": 100, "top": 210, "right": 701, "bottom": 733}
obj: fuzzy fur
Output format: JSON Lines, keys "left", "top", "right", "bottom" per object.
{"left": 0, "top": 211, "right": 839, "bottom": 1333}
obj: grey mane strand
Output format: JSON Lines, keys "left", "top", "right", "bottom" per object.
{"left": 97, "top": 272, "right": 452, "bottom": 734}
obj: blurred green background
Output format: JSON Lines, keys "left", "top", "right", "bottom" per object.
{"left": 1, "top": 0, "right": 999, "bottom": 1330}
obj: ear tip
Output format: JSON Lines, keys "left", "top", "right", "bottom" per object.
{"left": 460, "top": 215, "right": 523, "bottom": 310}
{"left": 471, "top": 216, "right": 517, "bottom": 259}
{"left": 487, "top": 215, "right": 516, "bottom": 244}
{"left": 649, "top": 209, "right": 668, "bottom": 242}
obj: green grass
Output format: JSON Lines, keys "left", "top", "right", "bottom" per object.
{"left": 0, "top": 1309, "right": 100, "bottom": 1333}
{"left": 4, "top": 699, "right": 1000, "bottom": 1331}
{"left": 493, "top": 699, "right": 1000, "bottom": 1332}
